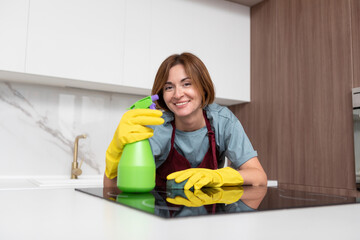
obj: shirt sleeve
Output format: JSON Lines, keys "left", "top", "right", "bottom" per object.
{"left": 213, "top": 106, "right": 257, "bottom": 169}
{"left": 224, "top": 119, "right": 258, "bottom": 169}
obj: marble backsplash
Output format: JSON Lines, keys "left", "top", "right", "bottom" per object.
{"left": 0, "top": 81, "right": 143, "bottom": 177}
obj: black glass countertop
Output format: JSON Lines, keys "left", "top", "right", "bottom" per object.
{"left": 75, "top": 186, "right": 359, "bottom": 219}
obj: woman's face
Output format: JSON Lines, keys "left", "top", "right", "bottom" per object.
{"left": 163, "top": 64, "right": 203, "bottom": 120}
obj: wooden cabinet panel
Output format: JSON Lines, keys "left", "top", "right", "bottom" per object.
{"left": 230, "top": 0, "right": 356, "bottom": 190}
{"left": 275, "top": 0, "right": 353, "bottom": 188}
{"left": 230, "top": 0, "right": 277, "bottom": 180}
{"left": 352, "top": 0, "right": 360, "bottom": 87}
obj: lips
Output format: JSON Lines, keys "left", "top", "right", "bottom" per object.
{"left": 174, "top": 100, "right": 190, "bottom": 106}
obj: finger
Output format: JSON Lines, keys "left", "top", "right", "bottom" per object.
{"left": 193, "top": 189, "right": 212, "bottom": 202}
{"left": 193, "top": 176, "right": 211, "bottom": 190}
{"left": 132, "top": 116, "right": 164, "bottom": 126}
{"left": 121, "top": 125, "right": 155, "bottom": 144}
{"left": 131, "top": 132, "right": 154, "bottom": 141}
{"left": 167, "top": 169, "right": 197, "bottom": 181}
{"left": 130, "top": 125, "right": 154, "bottom": 134}
{"left": 166, "top": 197, "right": 193, "bottom": 207}
{"left": 166, "top": 198, "right": 177, "bottom": 205}
{"left": 175, "top": 170, "right": 197, "bottom": 183}
{"left": 165, "top": 197, "right": 179, "bottom": 205}
{"left": 184, "top": 172, "right": 204, "bottom": 190}
{"left": 167, "top": 169, "right": 187, "bottom": 180}
{"left": 128, "top": 109, "right": 163, "bottom": 118}
{"left": 184, "top": 190, "right": 203, "bottom": 206}
{"left": 166, "top": 197, "right": 184, "bottom": 206}
{"left": 201, "top": 187, "right": 220, "bottom": 196}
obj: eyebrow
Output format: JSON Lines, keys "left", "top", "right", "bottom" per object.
{"left": 165, "top": 77, "right": 190, "bottom": 85}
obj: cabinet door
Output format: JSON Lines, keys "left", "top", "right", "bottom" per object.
{"left": 149, "top": 0, "right": 250, "bottom": 104}
{"left": 26, "top": 0, "right": 126, "bottom": 85}
{"left": 121, "top": 0, "right": 250, "bottom": 104}
{"left": 0, "top": 0, "right": 28, "bottom": 72}
{"left": 122, "top": 0, "right": 152, "bottom": 90}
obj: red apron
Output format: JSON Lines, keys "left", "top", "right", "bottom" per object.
{"left": 156, "top": 110, "right": 219, "bottom": 187}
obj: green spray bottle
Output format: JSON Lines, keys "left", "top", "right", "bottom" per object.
{"left": 117, "top": 95, "right": 159, "bottom": 192}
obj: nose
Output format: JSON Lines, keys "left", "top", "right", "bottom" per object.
{"left": 173, "top": 86, "right": 184, "bottom": 99}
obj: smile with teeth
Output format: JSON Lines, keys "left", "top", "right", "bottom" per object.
{"left": 175, "top": 101, "right": 190, "bottom": 106}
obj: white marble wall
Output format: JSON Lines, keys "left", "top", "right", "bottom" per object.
{"left": 0, "top": 81, "right": 143, "bottom": 177}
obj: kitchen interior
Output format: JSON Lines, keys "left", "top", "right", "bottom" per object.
{"left": 1, "top": 0, "right": 360, "bottom": 239}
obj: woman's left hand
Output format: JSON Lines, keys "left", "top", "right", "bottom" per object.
{"left": 166, "top": 167, "right": 244, "bottom": 190}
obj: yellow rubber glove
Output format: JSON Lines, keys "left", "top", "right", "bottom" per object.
{"left": 166, "top": 187, "right": 244, "bottom": 207}
{"left": 167, "top": 167, "right": 244, "bottom": 190}
{"left": 105, "top": 109, "right": 164, "bottom": 179}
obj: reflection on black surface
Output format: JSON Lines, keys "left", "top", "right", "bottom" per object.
{"left": 76, "top": 186, "right": 358, "bottom": 219}
{"left": 116, "top": 192, "right": 155, "bottom": 214}
{"left": 166, "top": 187, "right": 245, "bottom": 207}
{"left": 156, "top": 186, "right": 262, "bottom": 218}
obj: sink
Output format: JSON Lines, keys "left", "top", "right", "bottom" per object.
{"left": 31, "top": 175, "right": 103, "bottom": 188}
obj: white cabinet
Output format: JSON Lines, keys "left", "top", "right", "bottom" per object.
{"left": 122, "top": 0, "right": 152, "bottom": 90}
{"left": 26, "top": 0, "right": 126, "bottom": 85}
{"left": 154, "top": 0, "right": 250, "bottom": 105}
{"left": 1, "top": 0, "right": 250, "bottom": 105}
{"left": 0, "top": 0, "right": 28, "bottom": 72}
{"left": 123, "top": 0, "right": 250, "bottom": 105}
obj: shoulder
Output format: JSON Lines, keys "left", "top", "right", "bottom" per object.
{"left": 205, "top": 103, "right": 238, "bottom": 124}
{"left": 205, "top": 103, "right": 245, "bottom": 139}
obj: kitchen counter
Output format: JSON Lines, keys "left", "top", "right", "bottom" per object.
{"left": 0, "top": 175, "right": 103, "bottom": 190}
{"left": 1, "top": 187, "right": 360, "bottom": 240}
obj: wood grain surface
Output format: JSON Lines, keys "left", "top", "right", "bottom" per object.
{"left": 229, "top": 0, "right": 358, "bottom": 191}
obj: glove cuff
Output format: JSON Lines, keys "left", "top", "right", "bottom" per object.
{"left": 105, "top": 149, "right": 122, "bottom": 179}
{"left": 216, "top": 167, "right": 244, "bottom": 186}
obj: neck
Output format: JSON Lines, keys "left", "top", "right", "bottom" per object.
{"left": 175, "top": 110, "right": 205, "bottom": 132}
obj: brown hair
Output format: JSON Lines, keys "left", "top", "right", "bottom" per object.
{"left": 151, "top": 52, "right": 215, "bottom": 111}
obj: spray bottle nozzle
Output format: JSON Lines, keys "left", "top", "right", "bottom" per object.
{"left": 151, "top": 95, "right": 159, "bottom": 102}
{"left": 128, "top": 94, "right": 159, "bottom": 110}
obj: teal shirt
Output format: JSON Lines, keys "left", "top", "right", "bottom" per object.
{"left": 149, "top": 103, "right": 257, "bottom": 169}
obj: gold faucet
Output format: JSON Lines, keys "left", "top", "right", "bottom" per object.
{"left": 71, "top": 134, "right": 87, "bottom": 179}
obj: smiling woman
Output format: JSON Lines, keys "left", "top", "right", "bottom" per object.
{"left": 162, "top": 66, "right": 204, "bottom": 131}
{"left": 104, "top": 52, "right": 267, "bottom": 190}
{"left": 152, "top": 54, "right": 213, "bottom": 132}
{"left": 152, "top": 53, "right": 214, "bottom": 114}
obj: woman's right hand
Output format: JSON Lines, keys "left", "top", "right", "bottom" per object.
{"left": 105, "top": 109, "right": 164, "bottom": 179}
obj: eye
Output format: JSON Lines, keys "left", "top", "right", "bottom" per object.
{"left": 183, "top": 82, "right": 192, "bottom": 87}
{"left": 164, "top": 85, "right": 173, "bottom": 91}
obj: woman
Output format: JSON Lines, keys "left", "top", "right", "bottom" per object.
{"left": 104, "top": 52, "right": 267, "bottom": 189}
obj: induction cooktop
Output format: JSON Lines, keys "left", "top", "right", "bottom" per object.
{"left": 75, "top": 186, "right": 359, "bottom": 218}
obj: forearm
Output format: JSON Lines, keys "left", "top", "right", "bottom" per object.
{"left": 236, "top": 157, "right": 267, "bottom": 186}
{"left": 238, "top": 168, "right": 267, "bottom": 186}
{"left": 103, "top": 173, "right": 117, "bottom": 188}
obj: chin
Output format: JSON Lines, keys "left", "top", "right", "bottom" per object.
{"left": 170, "top": 108, "right": 190, "bottom": 117}
{"left": 172, "top": 110, "right": 189, "bottom": 118}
